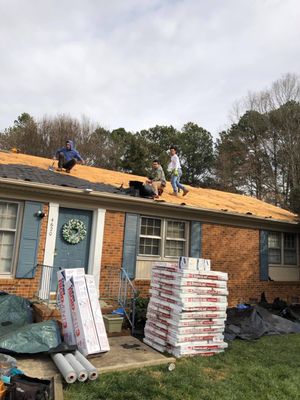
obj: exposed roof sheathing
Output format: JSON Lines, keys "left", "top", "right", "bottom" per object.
{"left": 0, "top": 151, "right": 298, "bottom": 223}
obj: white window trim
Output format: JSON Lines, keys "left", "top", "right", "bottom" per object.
{"left": 0, "top": 199, "right": 23, "bottom": 277}
{"left": 138, "top": 216, "right": 189, "bottom": 260}
{"left": 268, "top": 232, "right": 299, "bottom": 268}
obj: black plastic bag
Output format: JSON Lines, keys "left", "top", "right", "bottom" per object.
{"left": 5, "top": 374, "right": 53, "bottom": 400}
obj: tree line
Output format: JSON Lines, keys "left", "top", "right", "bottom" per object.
{"left": 1, "top": 73, "right": 300, "bottom": 213}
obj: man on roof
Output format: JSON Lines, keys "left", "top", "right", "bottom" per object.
{"left": 146, "top": 159, "right": 166, "bottom": 198}
{"left": 54, "top": 140, "right": 85, "bottom": 173}
{"left": 168, "top": 145, "right": 189, "bottom": 196}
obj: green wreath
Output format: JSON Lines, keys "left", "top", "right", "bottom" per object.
{"left": 62, "top": 219, "right": 87, "bottom": 245}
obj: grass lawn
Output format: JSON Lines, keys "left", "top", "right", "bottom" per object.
{"left": 64, "top": 334, "right": 300, "bottom": 400}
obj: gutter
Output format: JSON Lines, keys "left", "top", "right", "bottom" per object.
{"left": 0, "top": 178, "right": 299, "bottom": 232}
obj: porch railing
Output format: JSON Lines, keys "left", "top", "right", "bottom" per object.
{"left": 36, "top": 264, "right": 139, "bottom": 335}
{"left": 118, "top": 268, "right": 139, "bottom": 334}
{"left": 36, "top": 264, "right": 62, "bottom": 304}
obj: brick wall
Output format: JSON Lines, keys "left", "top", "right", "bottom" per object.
{"left": 3, "top": 205, "right": 300, "bottom": 308}
{"left": 0, "top": 204, "right": 49, "bottom": 298}
{"left": 202, "top": 223, "right": 300, "bottom": 307}
{"left": 133, "top": 223, "right": 300, "bottom": 306}
{"left": 100, "top": 210, "right": 125, "bottom": 299}
{"left": 88, "top": 212, "right": 290, "bottom": 309}
{"left": 134, "top": 280, "right": 151, "bottom": 297}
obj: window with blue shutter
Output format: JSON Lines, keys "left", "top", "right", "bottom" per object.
{"left": 15, "top": 201, "right": 43, "bottom": 278}
{"left": 189, "top": 221, "right": 202, "bottom": 258}
{"left": 0, "top": 201, "right": 21, "bottom": 274}
{"left": 122, "top": 213, "right": 139, "bottom": 279}
{"left": 260, "top": 230, "right": 269, "bottom": 281}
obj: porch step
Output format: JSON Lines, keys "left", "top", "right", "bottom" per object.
{"left": 32, "top": 302, "right": 60, "bottom": 322}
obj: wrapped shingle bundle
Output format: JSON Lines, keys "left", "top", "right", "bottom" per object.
{"left": 143, "top": 257, "right": 228, "bottom": 358}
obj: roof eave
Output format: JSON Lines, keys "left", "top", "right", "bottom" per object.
{"left": 0, "top": 178, "right": 299, "bottom": 232}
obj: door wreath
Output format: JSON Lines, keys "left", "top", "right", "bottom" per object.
{"left": 62, "top": 219, "right": 87, "bottom": 245}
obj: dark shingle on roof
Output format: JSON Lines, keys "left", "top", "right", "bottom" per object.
{"left": 0, "top": 164, "right": 120, "bottom": 194}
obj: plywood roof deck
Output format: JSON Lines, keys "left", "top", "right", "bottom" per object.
{"left": 0, "top": 151, "right": 298, "bottom": 224}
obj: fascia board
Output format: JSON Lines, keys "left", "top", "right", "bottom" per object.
{"left": 0, "top": 178, "right": 299, "bottom": 233}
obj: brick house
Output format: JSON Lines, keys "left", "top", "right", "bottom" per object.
{"left": 0, "top": 151, "right": 300, "bottom": 307}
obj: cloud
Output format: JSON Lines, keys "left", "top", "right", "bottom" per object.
{"left": 0, "top": 0, "right": 300, "bottom": 137}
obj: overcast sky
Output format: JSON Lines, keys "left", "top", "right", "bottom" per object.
{"left": 0, "top": 0, "right": 299, "bottom": 138}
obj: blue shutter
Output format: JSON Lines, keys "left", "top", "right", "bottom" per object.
{"left": 15, "top": 201, "right": 43, "bottom": 278}
{"left": 189, "top": 221, "right": 202, "bottom": 258}
{"left": 122, "top": 213, "right": 139, "bottom": 279}
{"left": 260, "top": 230, "right": 269, "bottom": 281}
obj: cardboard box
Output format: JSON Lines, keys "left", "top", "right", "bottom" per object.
{"left": 197, "top": 259, "right": 211, "bottom": 271}
{"left": 85, "top": 274, "right": 110, "bottom": 352}
{"left": 56, "top": 268, "right": 85, "bottom": 345}
{"left": 66, "top": 275, "right": 100, "bottom": 356}
{"left": 178, "top": 257, "right": 199, "bottom": 270}
{"left": 169, "top": 257, "right": 212, "bottom": 272}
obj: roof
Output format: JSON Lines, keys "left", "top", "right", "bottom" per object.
{"left": 0, "top": 151, "right": 298, "bottom": 224}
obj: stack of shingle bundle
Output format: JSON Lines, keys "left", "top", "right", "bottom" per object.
{"left": 143, "top": 257, "right": 228, "bottom": 358}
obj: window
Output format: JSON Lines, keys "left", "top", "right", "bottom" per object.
{"left": 268, "top": 231, "right": 298, "bottom": 266}
{"left": 165, "top": 220, "right": 186, "bottom": 257}
{"left": 139, "top": 217, "right": 161, "bottom": 256}
{"left": 284, "top": 233, "right": 297, "bottom": 265}
{"left": 139, "top": 217, "right": 187, "bottom": 258}
{"left": 0, "top": 201, "right": 20, "bottom": 274}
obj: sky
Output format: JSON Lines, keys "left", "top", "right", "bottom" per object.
{"left": 0, "top": 0, "right": 300, "bottom": 138}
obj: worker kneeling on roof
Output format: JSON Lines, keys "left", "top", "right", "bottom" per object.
{"left": 54, "top": 140, "right": 85, "bottom": 173}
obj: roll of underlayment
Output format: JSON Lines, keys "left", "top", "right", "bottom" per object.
{"left": 74, "top": 350, "right": 99, "bottom": 380}
{"left": 64, "top": 353, "right": 88, "bottom": 382}
{"left": 51, "top": 353, "right": 77, "bottom": 384}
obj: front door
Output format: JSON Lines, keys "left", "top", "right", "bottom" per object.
{"left": 52, "top": 207, "right": 92, "bottom": 290}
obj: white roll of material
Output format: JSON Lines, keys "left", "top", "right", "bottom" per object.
{"left": 74, "top": 350, "right": 99, "bottom": 380}
{"left": 64, "top": 353, "right": 88, "bottom": 382}
{"left": 51, "top": 353, "right": 77, "bottom": 384}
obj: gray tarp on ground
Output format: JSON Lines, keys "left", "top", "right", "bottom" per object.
{"left": 0, "top": 294, "right": 61, "bottom": 354}
{"left": 0, "top": 320, "right": 61, "bottom": 354}
{"left": 0, "top": 294, "right": 32, "bottom": 335}
{"left": 225, "top": 305, "right": 300, "bottom": 340}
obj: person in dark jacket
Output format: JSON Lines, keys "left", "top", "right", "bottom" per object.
{"left": 54, "top": 140, "right": 84, "bottom": 173}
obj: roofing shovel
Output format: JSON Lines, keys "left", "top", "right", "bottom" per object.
{"left": 48, "top": 161, "right": 55, "bottom": 172}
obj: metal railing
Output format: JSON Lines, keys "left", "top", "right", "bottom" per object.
{"left": 36, "top": 264, "right": 62, "bottom": 304}
{"left": 118, "top": 268, "right": 139, "bottom": 334}
{"left": 36, "top": 264, "right": 139, "bottom": 335}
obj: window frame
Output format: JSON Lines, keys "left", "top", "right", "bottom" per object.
{"left": 139, "top": 216, "right": 162, "bottom": 257}
{"left": 138, "top": 216, "right": 189, "bottom": 260}
{"left": 268, "top": 231, "right": 299, "bottom": 268}
{"left": 0, "top": 200, "right": 23, "bottom": 276}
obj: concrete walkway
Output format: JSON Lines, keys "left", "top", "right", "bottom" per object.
{"left": 15, "top": 336, "right": 175, "bottom": 399}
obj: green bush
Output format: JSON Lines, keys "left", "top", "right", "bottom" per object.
{"left": 133, "top": 296, "right": 149, "bottom": 335}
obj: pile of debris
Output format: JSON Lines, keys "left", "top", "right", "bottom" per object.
{"left": 225, "top": 293, "right": 300, "bottom": 341}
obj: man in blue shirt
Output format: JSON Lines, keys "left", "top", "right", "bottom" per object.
{"left": 54, "top": 140, "right": 85, "bottom": 173}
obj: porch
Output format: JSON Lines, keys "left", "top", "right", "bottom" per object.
{"left": 16, "top": 336, "right": 175, "bottom": 400}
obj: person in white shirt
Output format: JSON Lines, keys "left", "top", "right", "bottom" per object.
{"left": 168, "top": 146, "right": 189, "bottom": 196}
